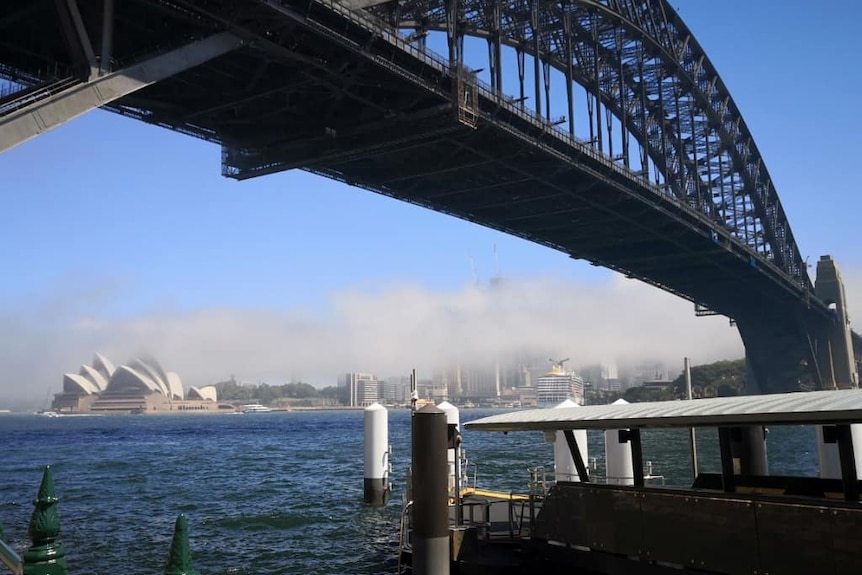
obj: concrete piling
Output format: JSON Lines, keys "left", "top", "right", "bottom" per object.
{"left": 411, "top": 404, "right": 450, "bottom": 575}
{"left": 363, "top": 402, "right": 390, "bottom": 506}
{"left": 605, "top": 399, "right": 634, "bottom": 486}
{"left": 552, "top": 399, "right": 587, "bottom": 483}
{"left": 436, "top": 401, "right": 460, "bottom": 495}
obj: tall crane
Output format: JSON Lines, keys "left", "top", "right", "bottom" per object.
{"left": 549, "top": 357, "right": 570, "bottom": 372}
{"left": 467, "top": 250, "right": 478, "bottom": 286}
{"left": 493, "top": 243, "right": 499, "bottom": 277}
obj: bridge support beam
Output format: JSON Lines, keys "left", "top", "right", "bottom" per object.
{"left": 99, "top": 0, "right": 115, "bottom": 76}
{"left": 814, "top": 255, "right": 858, "bottom": 389}
{"left": 0, "top": 32, "right": 244, "bottom": 155}
{"left": 55, "top": 0, "right": 98, "bottom": 79}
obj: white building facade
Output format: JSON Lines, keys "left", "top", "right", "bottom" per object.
{"left": 535, "top": 367, "right": 585, "bottom": 407}
{"left": 345, "top": 372, "right": 379, "bottom": 407}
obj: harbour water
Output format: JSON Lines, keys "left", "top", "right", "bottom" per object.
{"left": 0, "top": 409, "right": 819, "bottom": 574}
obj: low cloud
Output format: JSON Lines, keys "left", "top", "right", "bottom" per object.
{"left": 0, "top": 273, "right": 751, "bottom": 408}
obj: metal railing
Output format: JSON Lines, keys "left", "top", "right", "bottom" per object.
{"left": 396, "top": 500, "right": 413, "bottom": 575}
{"left": 4, "top": 467, "right": 202, "bottom": 575}
{"left": 0, "top": 76, "right": 81, "bottom": 118}
{"left": 0, "top": 541, "right": 22, "bottom": 575}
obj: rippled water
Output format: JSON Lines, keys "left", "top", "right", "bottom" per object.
{"left": 0, "top": 409, "right": 818, "bottom": 574}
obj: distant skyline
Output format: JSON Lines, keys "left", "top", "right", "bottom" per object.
{"left": 1, "top": 0, "right": 861, "bottom": 407}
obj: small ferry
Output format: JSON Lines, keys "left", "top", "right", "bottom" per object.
{"left": 240, "top": 404, "right": 272, "bottom": 413}
{"left": 400, "top": 388, "right": 862, "bottom": 575}
{"left": 36, "top": 411, "right": 103, "bottom": 417}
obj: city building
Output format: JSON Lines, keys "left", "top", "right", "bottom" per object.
{"left": 448, "top": 364, "right": 501, "bottom": 398}
{"left": 535, "top": 359, "right": 585, "bottom": 407}
{"left": 517, "top": 385, "right": 537, "bottom": 407}
{"left": 344, "top": 372, "right": 379, "bottom": 407}
{"left": 380, "top": 375, "right": 410, "bottom": 404}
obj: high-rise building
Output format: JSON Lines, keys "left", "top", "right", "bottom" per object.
{"left": 344, "top": 372, "right": 379, "bottom": 407}
{"left": 380, "top": 375, "right": 410, "bottom": 403}
{"left": 458, "top": 365, "right": 499, "bottom": 398}
{"left": 535, "top": 362, "right": 585, "bottom": 407}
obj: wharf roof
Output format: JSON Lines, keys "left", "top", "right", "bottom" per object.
{"left": 464, "top": 389, "right": 862, "bottom": 432}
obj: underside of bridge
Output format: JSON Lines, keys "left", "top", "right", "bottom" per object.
{"left": 1, "top": 0, "right": 858, "bottom": 393}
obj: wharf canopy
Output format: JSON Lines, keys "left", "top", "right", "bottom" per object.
{"left": 52, "top": 353, "right": 228, "bottom": 414}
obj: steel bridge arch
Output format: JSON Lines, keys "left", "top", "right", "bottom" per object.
{"left": 382, "top": 0, "right": 808, "bottom": 300}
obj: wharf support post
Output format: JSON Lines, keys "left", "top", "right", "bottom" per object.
{"left": 364, "top": 402, "right": 390, "bottom": 506}
{"left": 412, "top": 404, "right": 450, "bottom": 575}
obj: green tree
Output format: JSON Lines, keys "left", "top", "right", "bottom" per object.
{"left": 622, "top": 385, "right": 676, "bottom": 403}
{"left": 319, "top": 385, "right": 348, "bottom": 405}
{"left": 283, "top": 382, "right": 317, "bottom": 398}
{"left": 669, "top": 358, "right": 746, "bottom": 398}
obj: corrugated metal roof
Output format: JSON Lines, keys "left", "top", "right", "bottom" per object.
{"left": 464, "top": 389, "right": 862, "bottom": 432}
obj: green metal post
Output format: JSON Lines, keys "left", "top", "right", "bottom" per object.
{"left": 22, "top": 466, "right": 67, "bottom": 575}
{"left": 163, "top": 515, "right": 200, "bottom": 575}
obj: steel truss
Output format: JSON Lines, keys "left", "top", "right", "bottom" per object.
{"left": 383, "top": 0, "right": 808, "bottom": 290}
{"left": 0, "top": 0, "right": 851, "bottom": 391}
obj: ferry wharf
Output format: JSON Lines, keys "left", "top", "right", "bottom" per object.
{"left": 400, "top": 390, "right": 862, "bottom": 575}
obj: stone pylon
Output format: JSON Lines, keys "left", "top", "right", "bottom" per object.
{"left": 23, "top": 466, "right": 67, "bottom": 575}
{"left": 163, "top": 514, "right": 200, "bottom": 575}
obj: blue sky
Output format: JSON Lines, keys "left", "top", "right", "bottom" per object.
{"left": 1, "top": 0, "right": 861, "bottom": 405}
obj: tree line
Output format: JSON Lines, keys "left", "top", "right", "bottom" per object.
{"left": 213, "top": 378, "right": 348, "bottom": 406}
{"left": 611, "top": 358, "right": 746, "bottom": 403}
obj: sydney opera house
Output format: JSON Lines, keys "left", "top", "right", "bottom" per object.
{"left": 51, "top": 353, "right": 235, "bottom": 414}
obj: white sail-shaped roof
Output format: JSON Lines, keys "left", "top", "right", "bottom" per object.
{"left": 92, "top": 353, "right": 115, "bottom": 380}
{"left": 198, "top": 385, "right": 217, "bottom": 401}
{"left": 188, "top": 386, "right": 217, "bottom": 402}
{"left": 63, "top": 353, "right": 191, "bottom": 401}
{"left": 63, "top": 373, "right": 97, "bottom": 395}
{"left": 78, "top": 364, "right": 108, "bottom": 391}
{"left": 127, "top": 358, "right": 169, "bottom": 396}
{"left": 138, "top": 355, "right": 169, "bottom": 390}
{"left": 166, "top": 372, "right": 183, "bottom": 400}
{"left": 105, "top": 365, "right": 164, "bottom": 395}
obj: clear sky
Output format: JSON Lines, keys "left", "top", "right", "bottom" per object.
{"left": 1, "top": 0, "right": 861, "bottom": 407}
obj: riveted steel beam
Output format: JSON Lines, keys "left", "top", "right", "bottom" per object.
{"left": 0, "top": 31, "right": 244, "bottom": 154}
{"left": 388, "top": 0, "right": 808, "bottom": 290}
{"left": 55, "top": 0, "right": 98, "bottom": 78}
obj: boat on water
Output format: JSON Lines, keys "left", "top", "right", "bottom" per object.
{"left": 399, "top": 388, "right": 862, "bottom": 575}
{"left": 240, "top": 404, "right": 272, "bottom": 413}
{"left": 37, "top": 410, "right": 103, "bottom": 417}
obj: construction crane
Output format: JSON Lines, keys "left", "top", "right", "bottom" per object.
{"left": 549, "top": 358, "right": 570, "bottom": 372}
{"left": 493, "top": 243, "right": 499, "bottom": 277}
{"left": 467, "top": 250, "right": 478, "bottom": 286}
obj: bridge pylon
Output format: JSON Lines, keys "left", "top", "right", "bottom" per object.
{"left": 814, "top": 255, "right": 859, "bottom": 389}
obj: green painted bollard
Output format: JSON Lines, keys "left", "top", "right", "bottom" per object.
{"left": 163, "top": 515, "right": 200, "bottom": 575}
{"left": 23, "top": 466, "right": 67, "bottom": 575}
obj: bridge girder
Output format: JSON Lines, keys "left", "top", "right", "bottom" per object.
{"left": 0, "top": 31, "right": 244, "bottom": 154}
{"left": 386, "top": 0, "right": 809, "bottom": 292}
{"left": 0, "top": 0, "right": 852, "bottom": 394}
